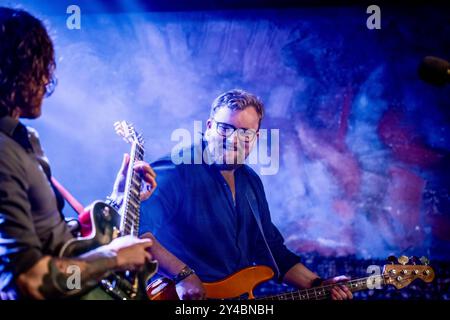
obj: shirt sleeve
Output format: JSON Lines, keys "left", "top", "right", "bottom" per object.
{"left": 138, "top": 157, "right": 182, "bottom": 237}
{"left": 252, "top": 174, "right": 301, "bottom": 282}
{"left": 0, "top": 147, "right": 43, "bottom": 279}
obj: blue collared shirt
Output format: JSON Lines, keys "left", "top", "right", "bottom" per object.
{"left": 139, "top": 143, "right": 300, "bottom": 282}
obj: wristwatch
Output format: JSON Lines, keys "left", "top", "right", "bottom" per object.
{"left": 172, "top": 265, "right": 195, "bottom": 284}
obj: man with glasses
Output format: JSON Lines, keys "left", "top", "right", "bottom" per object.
{"left": 140, "top": 89, "right": 353, "bottom": 300}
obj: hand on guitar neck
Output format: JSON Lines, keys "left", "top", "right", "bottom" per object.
{"left": 321, "top": 276, "right": 353, "bottom": 300}
{"left": 284, "top": 263, "right": 353, "bottom": 300}
{"left": 110, "top": 153, "right": 157, "bottom": 206}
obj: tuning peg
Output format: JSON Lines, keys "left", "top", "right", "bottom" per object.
{"left": 409, "top": 256, "right": 420, "bottom": 265}
{"left": 397, "top": 256, "right": 409, "bottom": 265}
{"left": 420, "top": 256, "right": 430, "bottom": 265}
{"left": 387, "top": 255, "right": 397, "bottom": 264}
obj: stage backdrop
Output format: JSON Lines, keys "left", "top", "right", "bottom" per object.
{"left": 9, "top": 1, "right": 450, "bottom": 261}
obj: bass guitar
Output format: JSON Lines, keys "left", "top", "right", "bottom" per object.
{"left": 203, "top": 256, "right": 435, "bottom": 300}
{"left": 147, "top": 255, "right": 435, "bottom": 300}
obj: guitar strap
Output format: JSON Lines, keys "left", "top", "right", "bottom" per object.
{"left": 245, "top": 183, "right": 281, "bottom": 280}
{"left": 51, "top": 177, "right": 85, "bottom": 215}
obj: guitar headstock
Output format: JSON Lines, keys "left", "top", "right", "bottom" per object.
{"left": 114, "top": 121, "right": 144, "bottom": 147}
{"left": 383, "top": 255, "right": 435, "bottom": 289}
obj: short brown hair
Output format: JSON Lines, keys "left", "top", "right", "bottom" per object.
{"left": 210, "top": 89, "right": 265, "bottom": 127}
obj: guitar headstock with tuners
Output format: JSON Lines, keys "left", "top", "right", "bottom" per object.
{"left": 114, "top": 120, "right": 144, "bottom": 148}
{"left": 382, "top": 255, "right": 435, "bottom": 289}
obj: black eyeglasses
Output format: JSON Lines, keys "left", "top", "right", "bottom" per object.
{"left": 212, "top": 119, "right": 258, "bottom": 142}
{"left": 44, "top": 76, "right": 58, "bottom": 98}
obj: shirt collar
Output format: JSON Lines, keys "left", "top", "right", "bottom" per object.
{"left": 0, "top": 116, "right": 20, "bottom": 137}
{"left": 0, "top": 116, "right": 34, "bottom": 152}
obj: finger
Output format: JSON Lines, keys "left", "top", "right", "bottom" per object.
{"left": 146, "top": 175, "right": 157, "bottom": 189}
{"left": 139, "top": 180, "right": 156, "bottom": 200}
{"left": 144, "top": 252, "right": 153, "bottom": 262}
{"left": 147, "top": 184, "right": 157, "bottom": 198}
{"left": 141, "top": 173, "right": 156, "bottom": 186}
{"left": 342, "top": 286, "right": 353, "bottom": 299}
{"left": 138, "top": 237, "right": 153, "bottom": 243}
{"left": 144, "top": 163, "right": 156, "bottom": 177}
{"left": 139, "top": 239, "right": 153, "bottom": 249}
{"left": 335, "top": 287, "right": 348, "bottom": 300}
{"left": 134, "top": 162, "right": 156, "bottom": 178}
{"left": 140, "top": 185, "right": 156, "bottom": 201}
{"left": 119, "top": 153, "right": 130, "bottom": 175}
{"left": 330, "top": 291, "right": 339, "bottom": 300}
{"left": 134, "top": 167, "right": 156, "bottom": 185}
{"left": 140, "top": 190, "right": 152, "bottom": 201}
{"left": 331, "top": 288, "right": 343, "bottom": 300}
{"left": 146, "top": 164, "right": 156, "bottom": 178}
{"left": 133, "top": 237, "right": 152, "bottom": 245}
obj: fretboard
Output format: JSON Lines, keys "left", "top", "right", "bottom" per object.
{"left": 120, "top": 142, "right": 144, "bottom": 236}
{"left": 258, "top": 275, "right": 387, "bottom": 301}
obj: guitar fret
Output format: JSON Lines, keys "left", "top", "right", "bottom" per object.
{"left": 125, "top": 211, "right": 139, "bottom": 225}
{"left": 318, "top": 288, "right": 326, "bottom": 298}
{"left": 123, "top": 225, "right": 131, "bottom": 234}
{"left": 127, "top": 141, "right": 143, "bottom": 236}
{"left": 124, "top": 206, "right": 138, "bottom": 220}
{"left": 131, "top": 175, "right": 141, "bottom": 186}
{"left": 123, "top": 218, "right": 139, "bottom": 235}
{"left": 135, "top": 146, "right": 144, "bottom": 158}
{"left": 124, "top": 210, "right": 138, "bottom": 220}
{"left": 253, "top": 272, "right": 409, "bottom": 301}
{"left": 128, "top": 197, "right": 139, "bottom": 210}
{"left": 131, "top": 187, "right": 140, "bottom": 197}
{"left": 123, "top": 215, "right": 136, "bottom": 226}
{"left": 130, "top": 184, "right": 141, "bottom": 193}
{"left": 127, "top": 195, "right": 139, "bottom": 208}
{"left": 132, "top": 176, "right": 141, "bottom": 187}
{"left": 130, "top": 192, "right": 140, "bottom": 203}
{"left": 124, "top": 223, "right": 138, "bottom": 233}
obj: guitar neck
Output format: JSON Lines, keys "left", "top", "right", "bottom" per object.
{"left": 261, "top": 275, "right": 387, "bottom": 301}
{"left": 120, "top": 141, "right": 144, "bottom": 236}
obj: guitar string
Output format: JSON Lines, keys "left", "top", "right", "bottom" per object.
{"left": 256, "top": 274, "right": 391, "bottom": 300}
{"left": 123, "top": 142, "right": 144, "bottom": 236}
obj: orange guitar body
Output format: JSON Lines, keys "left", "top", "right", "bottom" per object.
{"left": 146, "top": 265, "right": 274, "bottom": 300}
{"left": 203, "top": 265, "right": 274, "bottom": 299}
